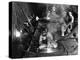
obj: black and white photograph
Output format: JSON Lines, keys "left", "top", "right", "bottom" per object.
{"left": 9, "top": 2, "right": 78, "bottom": 58}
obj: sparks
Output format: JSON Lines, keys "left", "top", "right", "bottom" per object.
{"left": 14, "top": 29, "right": 21, "bottom": 38}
